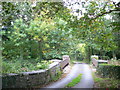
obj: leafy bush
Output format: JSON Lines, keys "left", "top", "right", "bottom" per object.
{"left": 2, "top": 61, "right": 12, "bottom": 74}
{"left": 97, "top": 64, "right": 120, "bottom": 79}
{"left": 36, "top": 61, "right": 50, "bottom": 69}
{"left": 51, "top": 68, "right": 62, "bottom": 81}
{"left": 93, "top": 72, "right": 120, "bottom": 88}
{"left": 91, "top": 55, "right": 98, "bottom": 60}
{"left": 2, "top": 60, "right": 51, "bottom": 74}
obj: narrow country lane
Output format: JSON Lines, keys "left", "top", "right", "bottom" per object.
{"left": 73, "top": 63, "right": 94, "bottom": 88}
{"left": 43, "top": 63, "right": 94, "bottom": 88}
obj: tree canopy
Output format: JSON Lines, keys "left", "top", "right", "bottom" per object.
{"left": 1, "top": 0, "right": 120, "bottom": 62}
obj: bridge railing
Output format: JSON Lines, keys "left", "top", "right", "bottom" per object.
{"left": 91, "top": 56, "right": 108, "bottom": 67}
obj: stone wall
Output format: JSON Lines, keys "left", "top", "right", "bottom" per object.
{"left": 61, "top": 55, "right": 70, "bottom": 69}
{"left": 2, "top": 56, "right": 70, "bottom": 88}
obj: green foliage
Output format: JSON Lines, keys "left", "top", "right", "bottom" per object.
{"left": 2, "top": 1, "right": 120, "bottom": 75}
{"left": 1, "top": 2, "right": 33, "bottom": 27}
{"left": 2, "top": 60, "right": 51, "bottom": 74}
{"left": 52, "top": 68, "right": 62, "bottom": 81}
{"left": 36, "top": 61, "right": 51, "bottom": 69}
{"left": 97, "top": 64, "right": 120, "bottom": 79}
{"left": 65, "top": 74, "right": 82, "bottom": 88}
{"left": 91, "top": 55, "right": 98, "bottom": 60}
{"left": 100, "top": 56, "right": 110, "bottom": 60}
{"left": 2, "top": 2, "right": 74, "bottom": 61}
{"left": 111, "top": 12, "right": 120, "bottom": 59}
{"left": 2, "top": 16, "right": 72, "bottom": 60}
{"left": 93, "top": 72, "right": 120, "bottom": 88}
{"left": 75, "top": 43, "right": 86, "bottom": 60}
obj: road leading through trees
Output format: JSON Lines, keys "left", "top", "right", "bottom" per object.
{"left": 43, "top": 63, "right": 94, "bottom": 88}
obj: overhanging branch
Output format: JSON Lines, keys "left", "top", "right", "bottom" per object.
{"left": 92, "top": 9, "right": 120, "bottom": 19}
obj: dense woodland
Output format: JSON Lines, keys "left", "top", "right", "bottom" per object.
{"left": 1, "top": 1, "right": 120, "bottom": 73}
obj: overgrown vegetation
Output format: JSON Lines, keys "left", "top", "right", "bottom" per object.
{"left": 2, "top": 60, "right": 52, "bottom": 74}
{"left": 91, "top": 57, "right": 120, "bottom": 88}
{"left": 93, "top": 72, "right": 120, "bottom": 88}
{"left": 65, "top": 74, "right": 82, "bottom": 88}
{"left": 97, "top": 64, "right": 120, "bottom": 79}
{"left": 52, "top": 68, "right": 62, "bottom": 81}
{"left": 1, "top": 1, "right": 120, "bottom": 73}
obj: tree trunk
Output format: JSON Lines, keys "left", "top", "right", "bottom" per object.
{"left": 100, "top": 46, "right": 103, "bottom": 59}
{"left": 112, "top": 51, "right": 116, "bottom": 60}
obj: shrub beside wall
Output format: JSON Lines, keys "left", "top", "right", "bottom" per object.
{"left": 2, "top": 58, "right": 70, "bottom": 88}
{"left": 2, "top": 63, "right": 61, "bottom": 88}
{"left": 97, "top": 64, "right": 120, "bottom": 79}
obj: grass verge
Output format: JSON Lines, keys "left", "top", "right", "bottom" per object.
{"left": 65, "top": 74, "right": 82, "bottom": 88}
